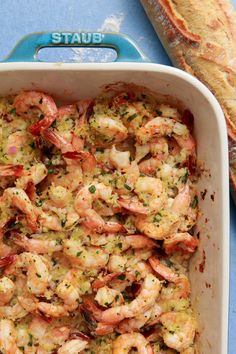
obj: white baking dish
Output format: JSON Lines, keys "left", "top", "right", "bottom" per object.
{"left": 0, "top": 32, "right": 229, "bottom": 354}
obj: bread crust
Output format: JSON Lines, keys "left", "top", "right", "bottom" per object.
{"left": 141, "top": 0, "right": 236, "bottom": 141}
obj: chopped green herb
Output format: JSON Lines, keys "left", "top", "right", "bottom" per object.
{"left": 10, "top": 108, "right": 16, "bottom": 115}
{"left": 48, "top": 168, "right": 54, "bottom": 174}
{"left": 164, "top": 259, "right": 174, "bottom": 267}
{"left": 124, "top": 183, "right": 131, "bottom": 191}
{"left": 76, "top": 251, "right": 83, "bottom": 257}
{"left": 88, "top": 185, "right": 96, "bottom": 194}
{"left": 55, "top": 239, "right": 62, "bottom": 245}
{"left": 127, "top": 113, "right": 138, "bottom": 122}
{"left": 153, "top": 214, "right": 162, "bottom": 223}
{"left": 39, "top": 114, "right": 44, "bottom": 120}
{"left": 115, "top": 294, "right": 120, "bottom": 301}
{"left": 190, "top": 195, "right": 198, "bottom": 209}
{"left": 156, "top": 109, "right": 162, "bottom": 116}
{"left": 29, "top": 142, "right": 36, "bottom": 149}
{"left": 117, "top": 274, "right": 126, "bottom": 281}
{"left": 35, "top": 199, "right": 42, "bottom": 207}
{"left": 119, "top": 105, "right": 128, "bottom": 116}
{"left": 180, "top": 170, "right": 189, "bottom": 184}
{"left": 28, "top": 334, "right": 33, "bottom": 347}
{"left": 36, "top": 273, "right": 41, "bottom": 278}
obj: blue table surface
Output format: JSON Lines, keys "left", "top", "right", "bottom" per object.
{"left": 0, "top": 0, "right": 235, "bottom": 352}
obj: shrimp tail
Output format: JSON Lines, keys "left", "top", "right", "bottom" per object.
{"left": 0, "top": 165, "right": 24, "bottom": 177}
{"left": 0, "top": 255, "right": 17, "bottom": 268}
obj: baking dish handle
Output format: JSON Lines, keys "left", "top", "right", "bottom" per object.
{"left": 3, "top": 32, "right": 149, "bottom": 63}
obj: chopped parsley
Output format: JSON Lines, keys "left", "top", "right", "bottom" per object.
{"left": 127, "top": 113, "right": 137, "bottom": 122}
{"left": 76, "top": 251, "right": 83, "bottom": 257}
{"left": 190, "top": 195, "right": 198, "bottom": 209}
{"left": 29, "top": 141, "right": 36, "bottom": 149}
{"left": 47, "top": 168, "right": 54, "bottom": 174}
{"left": 124, "top": 183, "right": 131, "bottom": 191}
{"left": 180, "top": 170, "right": 189, "bottom": 184}
{"left": 35, "top": 199, "right": 42, "bottom": 207}
{"left": 88, "top": 185, "right": 96, "bottom": 194}
{"left": 10, "top": 107, "right": 16, "bottom": 115}
{"left": 117, "top": 274, "right": 126, "bottom": 281}
{"left": 28, "top": 334, "right": 33, "bottom": 347}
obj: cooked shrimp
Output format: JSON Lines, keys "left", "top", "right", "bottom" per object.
{"left": 0, "top": 164, "right": 24, "bottom": 177}
{"left": 159, "top": 312, "right": 197, "bottom": 352}
{"left": 118, "top": 303, "right": 162, "bottom": 333}
{"left": 92, "top": 272, "right": 123, "bottom": 290}
{"left": 63, "top": 150, "right": 97, "bottom": 174}
{"left": 124, "top": 235, "right": 158, "bottom": 249}
{"left": 149, "top": 256, "right": 190, "bottom": 299}
{"left": 5, "top": 252, "right": 51, "bottom": 296}
{"left": 56, "top": 269, "right": 80, "bottom": 311}
{"left": 0, "top": 300, "right": 28, "bottom": 320}
{"left": 0, "top": 319, "right": 23, "bottom": 354}
{"left": 13, "top": 91, "right": 58, "bottom": 135}
{"left": 58, "top": 339, "right": 88, "bottom": 354}
{"left": 48, "top": 185, "right": 72, "bottom": 208}
{"left": 171, "top": 185, "right": 191, "bottom": 215}
{"left": 47, "top": 165, "right": 83, "bottom": 192}
{"left": 37, "top": 302, "right": 69, "bottom": 318}
{"left": 138, "top": 156, "right": 162, "bottom": 176}
{"left": 5, "top": 131, "right": 31, "bottom": 158}
{"left": 135, "top": 211, "right": 179, "bottom": 240}
{"left": 63, "top": 239, "right": 109, "bottom": 269}
{"left": 118, "top": 197, "right": 149, "bottom": 215}
{"left": 74, "top": 183, "right": 124, "bottom": 233}
{"left": 90, "top": 115, "right": 128, "bottom": 144}
{"left": 134, "top": 176, "right": 166, "bottom": 211}
{"left": 2, "top": 187, "right": 39, "bottom": 232}
{"left": 109, "top": 145, "right": 131, "bottom": 170}
{"left": 163, "top": 233, "right": 199, "bottom": 255}
{"left": 135, "top": 137, "right": 169, "bottom": 163}
{"left": 12, "top": 233, "right": 63, "bottom": 254}
{"left": 100, "top": 274, "right": 161, "bottom": 324}
{"left": 42, "top": 128, "right": 75, "bottom": 153}
{"left": 16, "top": 163, "right": 48, "bottom": 189}
{"left": 0, "top": 276, "right": 15, "bottom": 305}
{"left": 112, "top": 333, "right": 153, "bottom": 354}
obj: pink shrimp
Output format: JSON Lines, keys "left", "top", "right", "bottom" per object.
{"left": 2, "top": 188, "right": 39, "bottom": 232}
{"left": 124, "top": 235, "right": 158, "bottom": 249}
{"left": 149, "top": 256, "right": 190, "bottom": 299}
{"left": 12, "top": 232, "right": 63, "bottom": 254}
{"left": 163, "top": 232, "right": 199, "bottom": 255}
{"left": 0, "top": 164, "right": 24, "bottom": 177}
{"left": 63, "top": 151, "right": 96, "bottom": 173}
{"left": 42, "top": 128, "right": 74, "bottom": 153}
{"left": 112, "top": 333, "right": 154, "bottom": 354}
{"left": 138, "top": 157, "right": 162, "bottom": 176}
{"left": 118, "top": 197, "right": 149, "bottom": 215}
{"left": 100, "top": 274, "right": 161, "bottom": 325}
{"left": 92, "top": 272, "right": 123, "bottom": 290}
{"left": 74, "top": 183, "right": 125, "bottom": 233}
{"left": 171, "top": 184, "right": 191, "bottom": 215}
{"left": 13, "top": 91, "right": 58, "bottom": 135}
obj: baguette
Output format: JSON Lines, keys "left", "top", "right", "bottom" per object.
{"left": 140, "top": 0, "right": 236, "bottom": 194}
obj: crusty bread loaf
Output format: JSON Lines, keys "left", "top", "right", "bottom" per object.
{"left": 140, "top": 0, "right": 236, "bottom": 193}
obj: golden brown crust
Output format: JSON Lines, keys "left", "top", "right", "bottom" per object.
{"left": 141, "top": 0, "right": 236, "bottom": 192}
{"left": 141, "top": 0, "right": 236, "bottom": 141}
